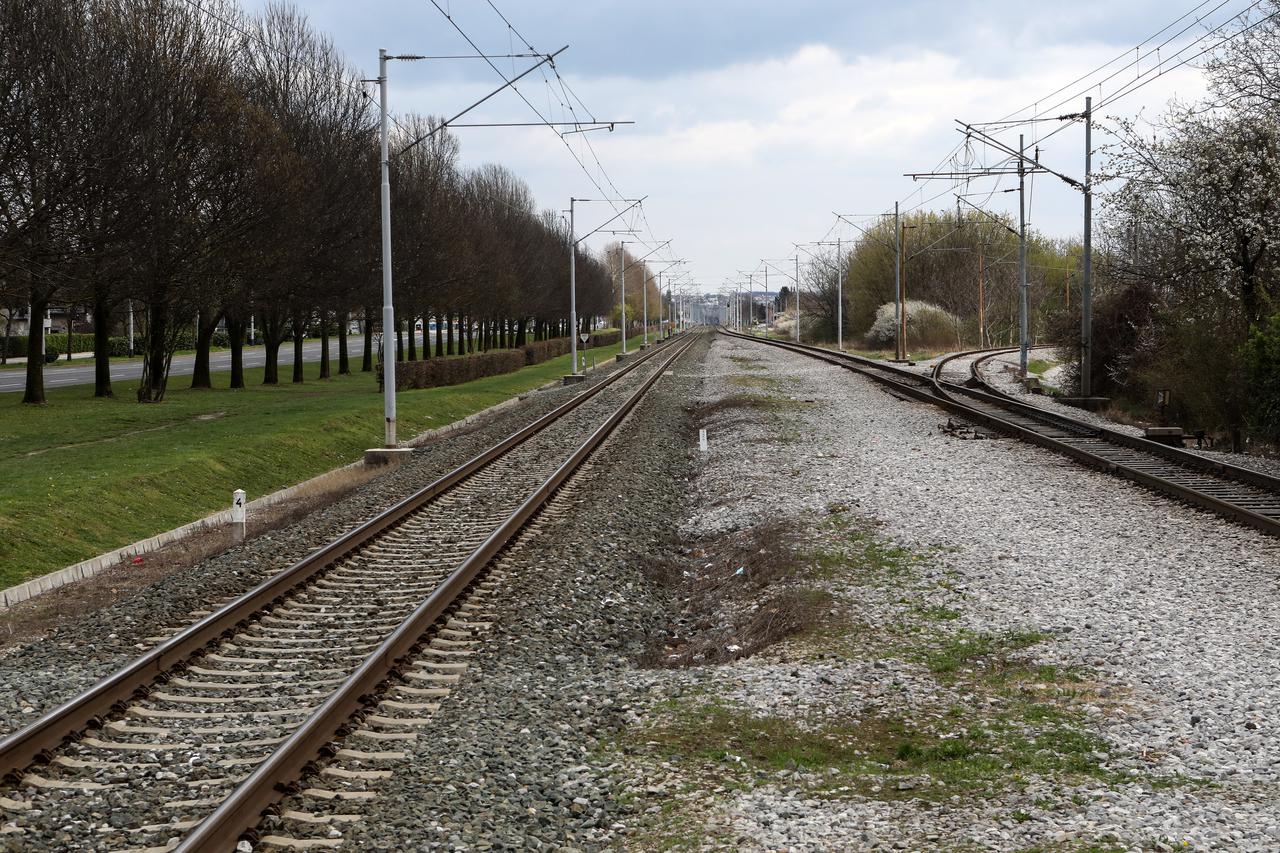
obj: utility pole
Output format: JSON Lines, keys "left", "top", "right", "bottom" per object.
{"left": 977, "top": 242, "right": 985, "bottom": 347}
{"left": 836, "top": 237, "right": 843, "bottom": 350}
{"left": 641, "top": 267, "right": 649, "bottom": 347}
{"left": 569, "top": 198, "right": 579, "bottom": 373}
{"left": 794, "top": 255, "right": 800, "bottom": 342}
{"left": 899, "top": 220, "right": 908, "bottom": 360}
{"left": 1081, "top": 96, "right": 1094, "bottom": 397}
{"left": 377, "top": 48, "right": 397, "bottom": 447}
{"left": 1018, "top": 133, "right": 1029, "bottom": 375}
{"left": 893, "top": 201, "right": 902, "bottom": 360}
{"left": 618, "top": 242, "right": 627, "bottom": 355}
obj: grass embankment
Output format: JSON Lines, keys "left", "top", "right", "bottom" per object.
{"left": 0, "top": 334, "right": 644, "bottom": 588}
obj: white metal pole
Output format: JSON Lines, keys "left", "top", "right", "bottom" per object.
{"left": 1081, "top": 97, "right": 1094, "bottom": 397}
{"left": 794, "top": 256, "right": 800, "bottom": 342}
{"left": 127, "top": 300, "right": 134, "bottom": 356}
{"left": 642, "top": 268, "right": 649, "bottom": 346}
{"left": 836, "top": 237, "right": 843, "bottom": 350}
{"left": 894, "top": 201, "right": 901, "bottom": 361}
{"left": 378, "top": 49, "right": 397, "bottom": 447}
{"left": 1018, "top": 133, "right": 1029, "bottom": 376}
{"left": 570, "top": 199, "right": 579, "bottom": 374}
{"left": 619, "top": 243, "right": 627, "bottom": 354}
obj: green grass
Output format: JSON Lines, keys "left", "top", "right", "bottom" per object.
{"left": 918, "top": 628, "right": 1048, "bottom": 675}
{"left": 636, "top": 695, "right": 1114, "bottom": 800}
{"left": 0, "top": 335, "right": 644, "bottom": 588}
{"left": 1026, "top": 358, "right": 1060, "bottom": 376}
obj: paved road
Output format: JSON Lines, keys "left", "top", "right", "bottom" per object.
{"left": 0, "top": 336, "right": 404, "bottom": 394}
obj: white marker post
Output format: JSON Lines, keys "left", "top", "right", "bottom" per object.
{"left": 699, "top": 428, "right": 708, "bottom": 453}
{"left": 231, "top": 489, "right": 247, "bottom": 543}
{"left": 579, "top": 332, "right": 589, "bottom": 372}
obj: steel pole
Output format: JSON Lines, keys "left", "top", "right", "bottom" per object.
{"left": 794, "top": 255, "right": 800, "bottom": 342}
{"left": 569, "top": 199, "right": 579, "bottom": 374}
{"left": 1081, "top": 96, "right": 1094, "bottom": 398}
{"left": 378, "top": 49, "right": 397, "bottom": 448}
{"left": 893, "top": 201, "right": 901, "bottom": 360}
{"left": 642, "top": 268, "right": 649, "bottom": 346}
{"left": 1018, "top": 133, "right": 1029, "bottom": 376}
{"left": 619, "top": 243, "right": 627, "bottom": 354}
{"left": 836, "top": 237, "right": 843, "bottom": 350}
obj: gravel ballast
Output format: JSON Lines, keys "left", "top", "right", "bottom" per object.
{"left": 0, "top": 358, "right": 649, "bottom": 741}
{"left": 7, "top": 330, "right": 1280, "bottom": 850}
{"left": 607, "top": 334, "right": 1280, "bottom": 850}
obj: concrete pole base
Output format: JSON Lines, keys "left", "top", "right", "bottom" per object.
{"left": 364, "top": 447, "right": 414, "bottom": 466}
{"left": 562, "top": 373, "right": 587, "bottom": 385}
{"left": 615, "top": 352, "right": 631, "bottom": 363}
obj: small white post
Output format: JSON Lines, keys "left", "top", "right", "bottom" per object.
{"left": 231, "top": 489, "right": 247, "bottom": 543}
{"left": 698, "top": 428, "right": 708, "bottom": 453}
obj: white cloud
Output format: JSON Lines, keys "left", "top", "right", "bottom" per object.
{"left": 394, "top": 37, "right": 1208, "bottom": 286}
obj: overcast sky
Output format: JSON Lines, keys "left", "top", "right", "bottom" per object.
{"left": 252, "top": 0, "right": 1234, "bottom": 291}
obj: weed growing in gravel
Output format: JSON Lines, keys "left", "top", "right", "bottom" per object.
{"left": 727, "top": 374, "right": 781, "bottom": 390}
{"left": 727, "top": 355, "right": 767, "bottom": 371}
{"left": 631, "top": 696, "right": 1117, "bottom": 802}
{"left": 918, "top": 628, "right": 1048, "bottom": 676}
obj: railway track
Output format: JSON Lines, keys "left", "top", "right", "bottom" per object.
{"left": 721, "top": 329, "right": 1280, "bottom": 538}
{"left": 0, "top": 332, "right": 698, "bottom": 852}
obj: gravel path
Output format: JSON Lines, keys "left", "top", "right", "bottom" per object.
{"left": 609, "top": 334, "right": 1280, "bottom": 850}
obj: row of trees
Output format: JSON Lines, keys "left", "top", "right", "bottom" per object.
{"left": 767, "top": 213, "right": 1077, "bottom": 352}
{"left": 1, "top": 0, "right": 628, "bottom": 405}
{"left": 1064, "top": 0, "right": 1280, "bottom": 449}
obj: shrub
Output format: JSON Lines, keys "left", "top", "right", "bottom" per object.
{"left": 864, "top": 300, "right": 961, "bottom": 350}
{"left": 382, "top": 350, "right": 526, "bottom": 391}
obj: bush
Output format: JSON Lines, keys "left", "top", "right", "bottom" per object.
{"left": 864, "top": 300, "right": 961, "bottom": 350}
{"left": 1245, "top": 313, "right": 1280, "bottom": 444}
{"left": 383, "top": 350, "right": 526, "bottom": 391}
{"left": 382, "top": 331, "right": 624, "bottom": 391}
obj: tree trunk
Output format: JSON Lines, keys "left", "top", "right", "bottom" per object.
{"left": 291, "top": 322, "right": 304, "bottom": 383}
{"left": 407, "top": 315, "right": 417, "bottom": 361}
{"left": 319, "top": 312, "right": 331, "bottom": 379}
{"left": 263, "top": 337, "right": 281, "bottom": 384}
{"left": 361, "top": 306, "right": 373, "bottom": 372}
{"left": 227, "top": 316, "right": 246, "bottom": 389}
{"left": 22, "top": 295, "right": 48, "bottom": 404}
{"left": 2, "top": 308, "right": 12, "bottom": 365}
{"left": 435, "top": 313, "right": 443, "bottom": 356}
{"left": 190, "top": 309, "right": 220, "bottom": 390}
{"left": 139, "top": 300, "right": 170, "bottom": 403}
{"left": 446, "top": 312, "right": 455, "bottom": 355}
{"left": 338, "top": 311, "right": 350, "bottom": 375}
{"left": 396, "top": 321, "right": 404, "bottom": 362}
{"left": 65, "top": 305, "right": 74, "bottom": 361}
{"left": 93, "top": 294, "right": 113, "bottom": 398}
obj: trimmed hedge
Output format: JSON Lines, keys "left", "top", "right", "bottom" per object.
{"left": 383, "top": 331, "right": 626, "bottom": 392}
{"left": 2, "top": 331, "right": 232, "bottom": 359}
{"left": 385, "top": 350, "right": 525, "bottom": 391}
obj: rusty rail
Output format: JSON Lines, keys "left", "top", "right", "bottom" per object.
{"left": 722, "top": 330, "right": 1280, "bottom": 539}
{"left": 174, "top": 331, "right": 698, "bottom": 851}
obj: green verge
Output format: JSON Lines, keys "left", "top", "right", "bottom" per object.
{"left": 0, "top": 333, "right": 646, "bottom": 588}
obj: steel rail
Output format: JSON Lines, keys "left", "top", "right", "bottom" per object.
{"left": 721, "top": 330, "right": 1280, "bottom": 538}
{"left": 176, "top": 331, "right": 700, "bottom": 851}
{"left": 0, "top": 334, "right": 683, "bottom": 783}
